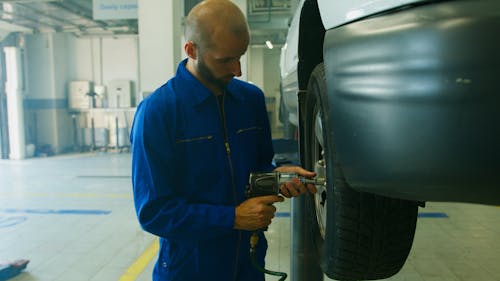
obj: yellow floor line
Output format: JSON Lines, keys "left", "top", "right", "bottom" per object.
{"left": 119, "top": 239, "right": 159, "bottom": 281}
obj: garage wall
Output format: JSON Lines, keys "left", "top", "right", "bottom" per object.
{"left": 24, "top": 33, "right": 74, "bottom": 154}
{"left": 247, "top": 46, "right": 282, "bottom": 135}
{"left": 138, "top": 0, "right": 183, "bottom": 97}
{"left": 73, "top": 36, "right": 139, "bottom": 98}
{"left": 21, "top": 31, "right": 278, "bottom": 153}
{"left": 23, "top": 33, "right": 139, "bottom": 154}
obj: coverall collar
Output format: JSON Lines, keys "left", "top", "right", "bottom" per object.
{"left": 176, "top": 59, "right": 245, "bottom": 107}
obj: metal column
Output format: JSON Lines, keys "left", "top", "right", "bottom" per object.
{"left": 291, "top": 196, "right": 324, "bottom": 281}
{"left": 0, "top": 51, "right": 9, "bottom": 159}
{"left": 290, "top": 91, "right": 323, "bottom": 281}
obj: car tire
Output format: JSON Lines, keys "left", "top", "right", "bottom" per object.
{"left": 303, "top": 63, "right": 419, "bottom": 280}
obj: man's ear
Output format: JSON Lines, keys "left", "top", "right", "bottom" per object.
{"left": 184, "top": 41, "right": 197, "bottom": 59}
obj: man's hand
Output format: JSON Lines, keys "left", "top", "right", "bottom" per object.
{"left": 274, "top": 166, "right": 318, "bottom": 198}
{"left": 234, "top": 195, "right": 284, "bottom": 231}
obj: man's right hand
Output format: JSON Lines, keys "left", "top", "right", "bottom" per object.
{"left": 234, "top": 195, "right": 284, "bottom": 231}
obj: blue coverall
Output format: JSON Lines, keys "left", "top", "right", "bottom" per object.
{"left": 130, "top": 59, "right": 276, "bottom": 281}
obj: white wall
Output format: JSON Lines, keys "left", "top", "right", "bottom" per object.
{"left": 247, "top": 45, "right": 282, "bottom": 134}
{"left": 73, "top": 36, "right": 139, "bottom": 100}
{"left": 247, "top": 46, "right": 264, "bottom": 89}
{"left": 263, "top": 47, "right": 281, "bottom": 99}
{"left": 25, "top": 34, "right": 53, "bottom": 100}
{"left": 23, "top": 33, "right": 139, "bottom": 153}
{"left": 24, "top": 33, "right": 73, "bottom": 153}
{"left": 18, "top": 0, "right": 284, "bottom": 153}
{"left": 138, "top": 0, "right": 182, "bottom": 96}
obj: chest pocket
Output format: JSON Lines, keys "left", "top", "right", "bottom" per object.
{"left": 236, "top": 126, "right": 262, "bottom": 148}
{"left": 236, "top": 126, "right": 262, "bottom": 135}
{"left": 234, "top": 126, "right": 263, "bottom": 170}
{"left": 174, "top": 133, "right": 221, "bottom": 192}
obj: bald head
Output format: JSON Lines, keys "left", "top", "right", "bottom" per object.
{"left": 185, "top": 0, "right": 249, "bottom": 51}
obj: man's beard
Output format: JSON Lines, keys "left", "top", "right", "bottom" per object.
{"left": 197, "top": 57, "right": 231, "bottom": 91}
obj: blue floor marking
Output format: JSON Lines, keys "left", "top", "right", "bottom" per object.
{"left": 418, "top": 212, "right": 448, "bottom": 218}
{"left": 276, "top": 212, "right": 290, "bottom": 218}
{"left": 0, "top": 216, "right": 27, "bottom": 228}
{"left": 1, "top": 209, "right": 111, "bottom": 215}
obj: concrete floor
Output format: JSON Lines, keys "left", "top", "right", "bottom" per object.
{"left": 1, "top": 153, "right": 499, "bottom": 281}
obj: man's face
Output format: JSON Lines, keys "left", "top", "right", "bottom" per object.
{"left": 196, "top": 50, "right": 233, "bottom": 90}
{"left": 193, "top": 31, "right": 249, "bottom": 92}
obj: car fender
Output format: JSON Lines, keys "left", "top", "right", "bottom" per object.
{"left": 317, "top": 0, "right": 427, "bottom": 29}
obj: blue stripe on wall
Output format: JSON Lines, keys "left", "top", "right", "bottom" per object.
{"left": 24, "top": 99, "right": 67, "bottom": 110}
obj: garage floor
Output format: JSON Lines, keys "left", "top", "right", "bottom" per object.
{"left": 0, "top": 153, "right": 499, "bottom": 281}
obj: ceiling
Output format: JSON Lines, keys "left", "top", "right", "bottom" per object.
{"left": 0, "top": 0, "right": 137, "bottom": 37}
{"left": 0, "top": 0, "right": 292, "bottom": 45}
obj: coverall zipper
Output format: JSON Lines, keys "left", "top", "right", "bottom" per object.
{"left": 217, "top": 94, "right": 241, "bottom": 280}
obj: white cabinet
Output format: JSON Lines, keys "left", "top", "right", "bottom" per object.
{"left": 68, "top": 80, "right": 93, "bottom": 110}
{"left": 108, "top": 80, "right": 134, "bottom": 108}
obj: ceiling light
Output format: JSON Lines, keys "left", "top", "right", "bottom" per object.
{"left": 265, "top": 40, "right": 273, "bottom": 49}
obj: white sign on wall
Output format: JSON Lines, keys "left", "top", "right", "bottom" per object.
{"left": 93, "top": 0, "right": 138, "bottom": 20}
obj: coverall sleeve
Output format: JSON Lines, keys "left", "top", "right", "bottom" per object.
{"left": 130, "top": 98, "right": 235, "bottom": 241}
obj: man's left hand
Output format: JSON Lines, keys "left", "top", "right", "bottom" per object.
{"left": 274, "top": 166, "right": 318, "bottom": 198}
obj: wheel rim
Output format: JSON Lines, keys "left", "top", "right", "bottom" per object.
{"left": 312, "top": 108, "right": 327, "bottom": 239}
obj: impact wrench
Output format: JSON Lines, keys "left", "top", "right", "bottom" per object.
{"left": 245, "top": 172, "right": 326, "bottom": 281}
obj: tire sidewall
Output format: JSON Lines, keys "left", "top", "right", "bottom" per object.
{"left": 303, "top": 63, "right": 337, "bottom": 273}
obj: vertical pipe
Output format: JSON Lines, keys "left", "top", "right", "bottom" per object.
{"left": 72, "top": 114, "right": 78, "bottom": 151}
{"left": 4, "top": 46, "right": 25, "bottom": 160}
{"left": 115, "top": 115, "right": 119, "bottom": 148}
{"left": 0, "top": 49, "right": 10, "bottom": 159}
{"left": 0, "top": 92, "right": 8, "bottom": 159}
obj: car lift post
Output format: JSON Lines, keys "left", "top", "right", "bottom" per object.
{"left": 291, "top": 90, "right": 323, "bottom": 281}
{"left": 291, "top": 196, "right": 324, "bottom": 281}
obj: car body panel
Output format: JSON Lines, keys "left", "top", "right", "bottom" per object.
{"left": 317, "top": 0, "right": 427, "bottom": 29}
{"left": 279, "top": 1, "right": 302, "bottom": 126}
{"left": 280, "top": 0, "right": 427, "bottom": 127}
{"left": 280, "top": 0, "right": 500, "bottom": 205}
{"left": 324, "top": 0, "right": 500, "bottom": 204}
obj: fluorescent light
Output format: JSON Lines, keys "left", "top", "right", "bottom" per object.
{"left": 265, "top": 40, "right": 273, "bottom": 49}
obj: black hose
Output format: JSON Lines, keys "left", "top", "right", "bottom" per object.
{"left": 249, "top": 232, "right": 287, "bottom": 281}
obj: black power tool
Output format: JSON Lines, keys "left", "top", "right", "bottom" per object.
{"left": 245, "top": 171, "right": 325, "bottom": 281}
{"left": 245, "top": 171, "right": 326, "bottom": 198}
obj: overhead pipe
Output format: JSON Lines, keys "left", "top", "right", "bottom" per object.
{"left": 0, "top": 8, "right": 58, "bottom": 32}
{"left": 15, "top": 3, "right": 82, "bottom": 30}
{"left": 49, "top": 1, "right": 110, "bottom": 30}
{"left": 248, "top": 0, "right": 273, "bottom": 23}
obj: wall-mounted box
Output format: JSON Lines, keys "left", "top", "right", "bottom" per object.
{"left": 68, "top": 81, "right": 93, "bottom": 110}
{"left": 108, "top": 80, "right": 134, "bottom": 108}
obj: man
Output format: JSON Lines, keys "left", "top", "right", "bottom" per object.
{"left": 130, "top": 1, "right": 317, "bottom": 280}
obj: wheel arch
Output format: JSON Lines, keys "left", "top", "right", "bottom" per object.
{"left": 297, "top": 0, "right": 325, "bottom": 92}
{"left": 296, "top": 0, "right": 326, "bottom": 162}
